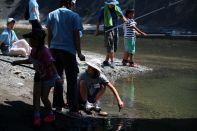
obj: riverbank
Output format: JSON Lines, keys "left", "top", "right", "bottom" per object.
{"left": 1, "top": 38, "right": 196, "bottom": 130}
{"left": 0, "top": 50, "right": 152, "bottom": 130}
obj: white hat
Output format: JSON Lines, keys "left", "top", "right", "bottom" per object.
{"left": 72, "top": 0, "right": 76, "bottom": 4}
{"left": 86, "top": 60, "right": 101, "bottom": 73}
{"left": 7, "top": 18, "right": 15, "bottom": 24}
{"left": 105, "top": 0, "right": 119, "bottom": 5}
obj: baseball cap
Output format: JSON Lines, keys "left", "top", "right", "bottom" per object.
{"left": 7, "top": 18, "right": 15, "bottom": 24}
{"left": 72, "top": 0, "right": 76, "bottom": 4}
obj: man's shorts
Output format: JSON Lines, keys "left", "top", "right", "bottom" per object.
{"left": 104, "top": 29, "right": 119, "bottom": 53}
{"left": 124, "top": 37, "right": 136, "bottom": 54}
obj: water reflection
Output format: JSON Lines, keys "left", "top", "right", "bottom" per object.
{"left": 121, "top": 77, "right": 135, "bottom": 108}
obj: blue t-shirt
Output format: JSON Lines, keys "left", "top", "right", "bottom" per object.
{"left": 0, "top": 28, "right": 18, "bottom": 48}
{"left": 98, "top": 6, "right": 123, "bottom": 29}
{"left": 29, "top": 0, "right": 39, "bottom": 20}
{"left": 46, "top": 8, "right": 83, "bottom": 55}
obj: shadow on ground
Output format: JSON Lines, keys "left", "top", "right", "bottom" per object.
{"left": 0, "top": 100, "right": 196, "bottom": 131}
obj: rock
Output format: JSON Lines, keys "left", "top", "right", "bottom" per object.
{"left": 20, "top": 75, "right": 26, "bottom": 79}
{"left": 17, "top": 82, "right": 24, "bottom": 87}
{"left": 13, "top": 70, "right": 22, "bottom": 75}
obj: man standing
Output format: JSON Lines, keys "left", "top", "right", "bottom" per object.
{"left": 28, "top": 0, "right": 42, "bottom": 30}
{"left": 94, "top": 0, "right": 127, "bottom": 68}
{"left": 46, "top": 0, "right": 85, "bottom": 117}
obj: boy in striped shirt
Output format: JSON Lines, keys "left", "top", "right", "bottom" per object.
{"left": 122, "top": 9, "right": 147, "bottom": 67}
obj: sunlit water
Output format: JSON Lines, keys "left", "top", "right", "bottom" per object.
{"left": 82, "top": 35, "right": 197, "bottom": 119}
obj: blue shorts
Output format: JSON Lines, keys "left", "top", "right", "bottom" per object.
{"left": 43, "top": 75, "right": 61, "bottom": 87}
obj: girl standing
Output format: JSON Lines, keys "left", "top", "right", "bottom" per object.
{"left": 12, "top": 29, "right": 61, "bottom": 126}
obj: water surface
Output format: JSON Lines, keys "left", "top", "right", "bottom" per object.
{"left": 82, "top": 35, "right": 197, "bottom": 119}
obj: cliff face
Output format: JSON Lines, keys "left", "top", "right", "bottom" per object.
{"left": 0, "top": 0, "right": 196, "bottom": 33}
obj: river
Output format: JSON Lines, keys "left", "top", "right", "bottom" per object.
{"left": 81, "top": 34, "right": 197, "bottom": 130}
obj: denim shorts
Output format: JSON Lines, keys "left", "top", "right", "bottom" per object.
{"left": 43, "top": 75, "right": 61, "bottom": 87}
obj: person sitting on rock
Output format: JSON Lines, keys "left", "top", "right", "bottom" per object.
{"left": 0, "top": 18, "right": 31, "bottom": 57}
{"left": 78, "top": 59, "right": 124, "bottom": 113}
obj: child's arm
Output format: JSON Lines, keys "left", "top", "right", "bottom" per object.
{"left": 106, "top": 82, "right": 124, "bottom": 110}
{"left": 120, "top": 15, "right": 128, "bottom": 23}
{"left": 133, "top": 26, "right": 147, "bottom": 36}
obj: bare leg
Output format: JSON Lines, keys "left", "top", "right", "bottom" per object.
{"left": 79, "top": 80, "right": 88, "bottom": 102}
{"left": 94, "top": 86, "right": 106, "bottom": 102}
{"left": 41, "top": 84, "right": 52, "bottom": 112}
{"left": 109, "top": 52, "right": 114, "bottom": 63}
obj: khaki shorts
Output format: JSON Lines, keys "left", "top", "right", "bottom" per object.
{"left": 104, "top": 29, "right": 119, "bottom": 53}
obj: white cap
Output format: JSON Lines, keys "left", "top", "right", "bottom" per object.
{"left": 72, "top": 0, "right": 76, "bottom": 4}
{"left": 7, "top": 18, "right": 15, "bottom": 24}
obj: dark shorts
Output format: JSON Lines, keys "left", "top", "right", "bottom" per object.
{"left": 104, "top": 29, "right": 119, "bottom": 53}
{"left": 79, "top": 84, "right": 105, "bottom": 104}
{"left": 0, "top": 43, "right": 9, "bottom": 55}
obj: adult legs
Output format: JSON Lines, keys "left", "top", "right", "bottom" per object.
{"left": 29, "top": 20, "right": 42, "bottom": 30}
{"left": 104, "top": 30, "right": 117, "bottom": 67}
{"left": 50, "top": 49, "right": 79, "bottom": 112}
{"left": 113, "top": 29, "right": 119, "bottom": 53}
{"left": 50, "top": 49, "right": 65, "bottom": 109}
{"left": 63, "top": 52, "right": 79, "bottom": 112}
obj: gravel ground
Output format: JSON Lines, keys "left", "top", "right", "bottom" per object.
{"left": 0, "top": 51, "right": 152, "bottom": 130}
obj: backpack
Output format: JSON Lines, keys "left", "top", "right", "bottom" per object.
{"left": 24, "top": 4, "right": 29, "bottom": 20}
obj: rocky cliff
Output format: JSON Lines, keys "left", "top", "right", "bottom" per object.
{"left": 0, "top": 0, "right": 196, "bottom": 33}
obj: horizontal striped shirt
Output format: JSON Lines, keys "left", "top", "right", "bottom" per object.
{"left": 124, "top": 19, "right": 137, "bottom": 38}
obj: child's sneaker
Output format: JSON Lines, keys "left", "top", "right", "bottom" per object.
{"left": 129, "top": 62, "right": 135, "bottom": 67}
{"left": 85, "top": 101, "right": 94, "bottom": 112}
{"left": 122, "top": 59, "right": 128, "bottom": 66}
{"left": 103, "top": 61, "right": 110, "bottom": 66}
{"left": 110, "top": 62, "right": 115, "bottom": 68}
{"left": 33, "top": 116, "right": 41, "bottom": 126}
{"left": 44, "top": 114, "right": 55, "bottom": 124}
{"left": 93, "top": 102, "right": 101, "bottom": 112}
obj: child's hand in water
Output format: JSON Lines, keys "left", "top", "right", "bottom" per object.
{"left": 118, "top": 100, "right": 124, "bottom": 112}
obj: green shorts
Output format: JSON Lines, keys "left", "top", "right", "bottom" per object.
{"left": 124, "top": 38, "right": 136, "bottom": 54}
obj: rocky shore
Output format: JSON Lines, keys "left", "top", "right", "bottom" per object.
{"left": 0, "top": 50, "right": 152, "bottom": 130}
